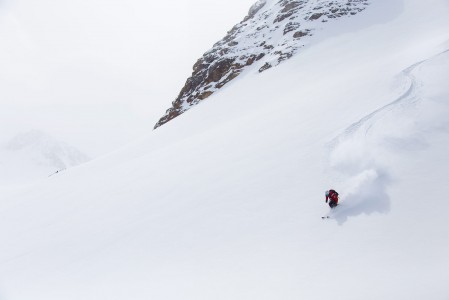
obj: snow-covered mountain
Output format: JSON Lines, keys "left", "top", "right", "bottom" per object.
{"left": 1, "top": 0, "right": 449, "bottom": 299}
{"left": 155, "top": 0, "right": 370, "bottom": 128}
{"left": 0, "top": 130, "right": 89, "bottom": 185}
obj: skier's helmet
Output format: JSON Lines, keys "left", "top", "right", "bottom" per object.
{"left": 325, "top": 190, "right": 329, "bottom": 197}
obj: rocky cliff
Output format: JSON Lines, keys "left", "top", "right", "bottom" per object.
{"left": 154, "top": 0, "right": 370, "bottom": 129}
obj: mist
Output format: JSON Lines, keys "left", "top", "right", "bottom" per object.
{"left": 0, "top": 0, "right": 256, "bottom": 156}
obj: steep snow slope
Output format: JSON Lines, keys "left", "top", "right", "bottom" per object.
{"left": 1, "top": 0, "right": 449, "bottom": 299}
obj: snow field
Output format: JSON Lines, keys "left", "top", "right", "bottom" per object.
{"left": 0, "top": 0, "right": 449, "bottom": 299}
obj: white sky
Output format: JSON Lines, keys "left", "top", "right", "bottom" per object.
{"left": 0, "top": 0, "right": 256, "bottom": 156}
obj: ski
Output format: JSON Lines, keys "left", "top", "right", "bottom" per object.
{"left": 321, "top": 216, "right": 330, "bottom": 219}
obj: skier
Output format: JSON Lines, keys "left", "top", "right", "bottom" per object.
{"left": 325, "top": 189, "right": 339, "bottom": 208}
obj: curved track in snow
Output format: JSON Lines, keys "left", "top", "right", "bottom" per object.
{"left": 326, "top": 49, "right": 449, "bottom": 224}
{"left": 337, "top": 48, "right": 449, "bottom": 142}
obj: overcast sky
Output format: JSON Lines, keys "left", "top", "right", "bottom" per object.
{"left": 0, "top": 0, "right": 256, "bottom": 156}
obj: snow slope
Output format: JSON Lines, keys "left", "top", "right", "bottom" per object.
{"left": 1, "top": 0, "right": 449, "bottom": 299}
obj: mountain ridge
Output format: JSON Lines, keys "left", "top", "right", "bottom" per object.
{"left": 0, "top": 130, "right": 89, "bottom": 185}
{"left": 154, "top": 0, "right": 370, "bottom": 128}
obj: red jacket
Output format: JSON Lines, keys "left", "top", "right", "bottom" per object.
{"left": 326, "top": 190, "right": 339, "bottom": 204}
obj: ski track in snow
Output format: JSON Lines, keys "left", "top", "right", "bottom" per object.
{"left": 326, "top": 48, "right": 449, "bottom": 224}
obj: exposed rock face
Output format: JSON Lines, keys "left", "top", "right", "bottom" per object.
{"left": 155, "top": 0, "right": 370, "bottom": 129}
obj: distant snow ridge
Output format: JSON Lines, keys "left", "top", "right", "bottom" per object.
{"left": 5, "top": 130, "right": 89, "bottom": 171}
{"left": 155, "top": 0, "right": 370, "bottom": 128}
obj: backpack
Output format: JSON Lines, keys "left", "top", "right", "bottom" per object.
{"left": 329, "top": 189, "right": 339, "bottom": 197}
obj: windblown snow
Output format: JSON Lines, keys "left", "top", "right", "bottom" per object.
{"left": 1, "top": 0, "right": 449, "bottom": 299}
